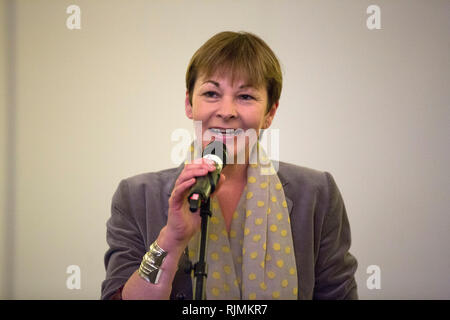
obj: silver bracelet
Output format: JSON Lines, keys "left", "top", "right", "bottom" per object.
{"left": 138, "top": 241, "right": 168, "bottom": 284}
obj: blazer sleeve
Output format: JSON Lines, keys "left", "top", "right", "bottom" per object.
{"left": 101, "top": 179, "right": 146, "bottom": 300}
{"left": 313, "top": 172, "right": 358, "bottom": 299}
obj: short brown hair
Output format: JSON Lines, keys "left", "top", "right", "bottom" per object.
{"left": 185, "top": 31, "right": 282, "bottom": 112}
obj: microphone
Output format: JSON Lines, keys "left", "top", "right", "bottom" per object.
{"left": 188, "top": 140, "right": 228, "bottom": 212}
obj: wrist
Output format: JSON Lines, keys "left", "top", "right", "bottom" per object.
{"left": 157, "top": 226, "right": 189, "bottom": 254}
{"left": 138, "top": 241, "right": 168, "bottom": 284}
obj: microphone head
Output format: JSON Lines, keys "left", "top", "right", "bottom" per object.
{"left": 203, "top": 140, "right": 228, "bottom": 167}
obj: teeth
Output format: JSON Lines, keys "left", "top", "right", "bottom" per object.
{"left": 209, "top": 128, "right": 243, "bottom": 135}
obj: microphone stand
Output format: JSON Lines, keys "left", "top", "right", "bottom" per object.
{"left": 187, "top": 140, "right": 227, "bottom": 300}
{"left": 193, "top": 197, "right": 211, "bottom": 300}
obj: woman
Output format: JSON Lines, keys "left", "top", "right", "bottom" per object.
{"left": 101, "top": 31, "right": 358, "bottom": 300}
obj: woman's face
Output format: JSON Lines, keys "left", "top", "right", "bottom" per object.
{"left": 185, "top": 72, "right": 278, "bottom": 163}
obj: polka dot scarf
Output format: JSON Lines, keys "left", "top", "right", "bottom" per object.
{"left": 187, "top": 144, "right": 298, "bottom": 300}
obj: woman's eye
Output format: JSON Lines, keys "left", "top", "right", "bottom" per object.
{"left": 203, "top": 91, "right": 219, "bottom": 98}
{"left": 239, "top": 94, "right": 254, "bottom": 100}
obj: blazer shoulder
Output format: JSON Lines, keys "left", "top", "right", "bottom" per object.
{"left": 277, "top": 161, "right": 329, "bottom": 191}
{"left": 121, "top": 165, "right": 183, "bottom": 193}
{"left": 111, "top": 166, "right": 183, "bottom": 215}
{"left": 124, "top": 167, "right": 178, "bottom": 184}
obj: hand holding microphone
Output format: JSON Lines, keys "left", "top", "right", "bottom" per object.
{"left": 188, "top": 141, "right": 228, "bottom": 212}
{"left": 162, "top": 141, "right": 227, "bottom": 251}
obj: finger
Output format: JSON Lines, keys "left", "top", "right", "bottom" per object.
{"left": 185, "top": 162, "right": 216, "bottom": 173}
{"left": 169, "top": 177, "right": 197, "bottom": 210}
{"left": 174, "top": 167, "right": 208, "bottom": 188}
{"left": 191, "top": 157, "right": 204, "bottom": 165}
{"left": 201, "top": 157, "right": 216, "bottom": 166}
{"left": 191, "top": 156, "right": 215, "bottom": 163}
{"left": 186, "top": 160, "right": 216, "bottom": 171}
{"left": 174, "top": 163, "right": 215, "bottom": 188}
{"left": 188, "top": 157, "right": 217, "bottom": 167}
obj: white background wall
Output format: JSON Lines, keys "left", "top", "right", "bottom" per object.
{"left": 0, "top": 0, "right": 7, "bottom": 300}
{"left": 1, "top": 0, "right": 449, "bottom": 299}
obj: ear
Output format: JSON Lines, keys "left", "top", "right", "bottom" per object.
{"left": 262, "top": 102, "right": 279, "bottom": 129}
{"left": 185, "top": 90, "right": 193, "bottom": 119}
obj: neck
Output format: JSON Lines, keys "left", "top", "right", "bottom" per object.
{"left": 214, "top": 163, "right": 247, "bottom": 198}
{"left": 221, "top": 163, "right": 248, "bottom": 182}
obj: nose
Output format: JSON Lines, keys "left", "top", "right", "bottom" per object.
{"left": 216, "top": 96, "right": 237, "bottom": 120}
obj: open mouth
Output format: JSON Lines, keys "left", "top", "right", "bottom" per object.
{"left": 208, "top": 128, "right": 244, "bottom": 136}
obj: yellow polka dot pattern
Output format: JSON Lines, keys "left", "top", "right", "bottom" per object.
{"left": 187, "top": 142, "right": 298, "bottom": 300}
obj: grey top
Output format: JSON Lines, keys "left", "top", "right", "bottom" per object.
{"left": 101, "top": 161, "right": 358, "bottom": 300}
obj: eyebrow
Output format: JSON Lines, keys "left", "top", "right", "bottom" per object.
{"left": 202, "top": 80, "right": 255, "bottom": 90}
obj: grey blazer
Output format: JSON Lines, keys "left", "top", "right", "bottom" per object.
{"left": 101, "top": 161, "right": 358, "bottom": 300}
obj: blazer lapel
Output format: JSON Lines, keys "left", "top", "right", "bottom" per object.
{"left": 277, "top": 169, "right": 294, "bottom": 217}
{"left": 277, "top": 161, "right": 294, "bottom": 215}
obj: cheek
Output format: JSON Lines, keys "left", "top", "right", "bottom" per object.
{"left": 191, "top": 101, "right": 211, "bottom": 120}
{"left": 243, "top": 110, "right": 266, "bottom": 131}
